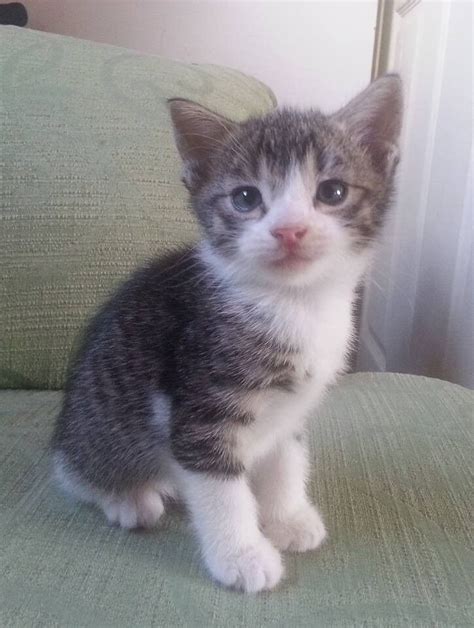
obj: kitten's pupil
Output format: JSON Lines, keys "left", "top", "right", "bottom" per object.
{"left": 231, "top": 186, "right": 262, "bottom": 212}
{"left": 316, "top": 180, "right": 347, "bottom": 206}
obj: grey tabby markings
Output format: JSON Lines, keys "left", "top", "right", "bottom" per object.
{"left": 52, "top": 75, "right": 402, "bottom": 488}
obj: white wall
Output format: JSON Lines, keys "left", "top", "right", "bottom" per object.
{"left": 24, "top": 0, "right": 377, "bottom": 111}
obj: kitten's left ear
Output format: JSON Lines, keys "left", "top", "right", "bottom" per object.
{"left": 168, "top": 98, "right": 237, "bottom": 188}
{"left": 332, "top": 74, "right": 403, "bottom": 174}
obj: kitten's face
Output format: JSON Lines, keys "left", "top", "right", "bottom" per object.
{"left": 170, "top": 76, "right": 402, "bottom": 288}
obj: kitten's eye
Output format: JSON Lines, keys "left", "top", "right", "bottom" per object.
{"left": 231, "top": 187, "right": 262, "bottom": 212}
{"left": 316, "top": 180, "right": 347, "bottom": 206}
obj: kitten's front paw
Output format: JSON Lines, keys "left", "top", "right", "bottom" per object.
{"left": 205, "top": 536, "right": 283, "bottom": 593}
{"left": 263, "top": 505, "right": 327, "bottom": 552}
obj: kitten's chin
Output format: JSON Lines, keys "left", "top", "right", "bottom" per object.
{"left": 263, "top": 260, "right": 326, "bottom": 288}
{"left": 268, "top": 252, "right": 317, "bottom": 272}
{"left": 254, "top": 246, "right": 338, "bottom": 286}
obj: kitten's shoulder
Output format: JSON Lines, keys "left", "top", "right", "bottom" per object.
{"left": 65, "top": 245, "right": 200, "bottom": 376}
{"left": 87, "top": 244, "right": 200, "bottom": 330}
{"left": 117, "top": 244, "right": 200, "bottom": 298}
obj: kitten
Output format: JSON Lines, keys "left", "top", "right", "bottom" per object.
{"left": 52, "top": 75, "right": 402, "bottom": 593}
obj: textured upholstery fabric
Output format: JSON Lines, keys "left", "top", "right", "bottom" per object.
{"left": 0, "top": 27, "right": 276, "bottom": 390}
{"left": 1, "top": 373, "right": 473, "bottom": 626}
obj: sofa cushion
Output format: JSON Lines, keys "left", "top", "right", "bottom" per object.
{"left": 1, "top": 373, "right": 472, "bottom": 626}
{"left": 0, "top": 27, "right": 276, "bottom": 390}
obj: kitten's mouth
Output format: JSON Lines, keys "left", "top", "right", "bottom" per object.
{"left": 270, "top": 251, "right": 315, "bottom": 271}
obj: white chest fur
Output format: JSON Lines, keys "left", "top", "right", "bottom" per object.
{"left": 236, "top": 283, "right": 355, "bottom": 468}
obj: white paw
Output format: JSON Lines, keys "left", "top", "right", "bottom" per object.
{"left": 205, "top": 536, "right": 283, "bottom": 593}
{"left": 102, "top": 489, "right": 164, "bottom": 529}
{"left": 263, "top": 505, "right": 327, "bottom": 552}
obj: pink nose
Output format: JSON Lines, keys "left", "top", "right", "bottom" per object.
{"left": 271, "top": 225, "right": 308, "bottom": 248}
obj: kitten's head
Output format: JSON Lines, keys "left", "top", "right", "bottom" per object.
{"left": 169, "top": 75, "right": 402, "bottom": 288}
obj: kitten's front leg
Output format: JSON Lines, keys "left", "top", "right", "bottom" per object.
{"left": 252, "top": 435, "right": 327, "bottom": 552}
{"left": 178, "top": 470, "right": 283, "bottom": 593}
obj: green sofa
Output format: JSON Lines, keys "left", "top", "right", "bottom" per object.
{"left": 1, "top": 27, "right": 472, "bottom": 627}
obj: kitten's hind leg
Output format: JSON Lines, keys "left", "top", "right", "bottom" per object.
{"left": 101, "top": 489, "right": 164, "bottom": 529}
{"left": 53, "top": 452, "right": 165, "bottom": 529}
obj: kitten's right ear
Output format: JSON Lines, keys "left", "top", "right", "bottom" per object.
{"left": 168, "top": 99, "right": 236, "bottom": 186}
{"left": 332, "top": 74, "right": 403, "bottom": 175}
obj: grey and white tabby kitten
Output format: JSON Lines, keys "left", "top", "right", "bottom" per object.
{"left": 52, "top": 75, "right": 402, "bottom": 593}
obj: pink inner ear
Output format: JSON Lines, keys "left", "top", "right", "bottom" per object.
{"left": 169, "top": 99, "right": 236, "bottom": 163}
{"left": 332, "top": 75, "right": 403, "bottom": 165}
